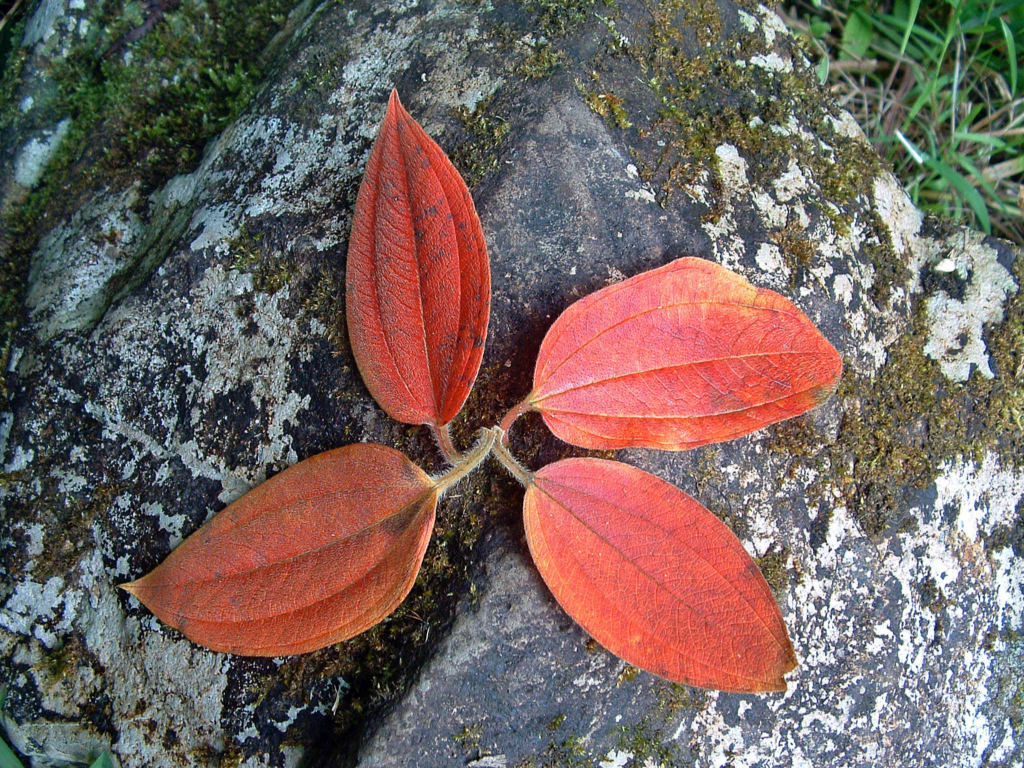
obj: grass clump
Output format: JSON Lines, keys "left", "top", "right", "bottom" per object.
{"left": 783, "top": 0, "right": 1024, "bottom": 243}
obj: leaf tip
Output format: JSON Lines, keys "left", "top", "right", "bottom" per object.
{"left": 814, "top": 378, "right": 841, "bottom": 407}
{"left": 765, "top": 643, "right": 799, "bottom": 692}
{"left": 119, "top": 580, "right": 138, "bottom": 596}
{"left": 813, "top": 343, "right": 843, "bottom": 403}
{"left": 765, "top": 677, "right": 790, "bottom": 693}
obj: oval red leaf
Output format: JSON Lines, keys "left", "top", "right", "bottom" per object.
{"left": 524, "top": 458, "right": 797, "bottom": 691}
{"left": 530, "top": 257, "right": 841, "bottom": 449}
{"left": 122, "top": 444, "right": 437, "bottom": 656}
{"left": 346, "top": 90, "right": 490, "bottom": 428}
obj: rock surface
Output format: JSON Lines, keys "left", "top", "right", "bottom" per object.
{"left": 1, "top": 1, "right": 1021, "bottom": 767}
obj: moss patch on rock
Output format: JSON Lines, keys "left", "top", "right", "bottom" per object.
{"left": 450, "top": 94, "right": 512, "bottom": 188}
{"left": 632, "top": 4, "right": 882, "bottom": 211}
{"left": 525, "top": 0, "right": 605, "bottom": 37}
{"left": 1, "top": 0, "right": 300, "bottom": 398}
{"left": 771, "top": 255, "right": 1022, "bottom": 539}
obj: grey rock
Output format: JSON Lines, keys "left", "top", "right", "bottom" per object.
{"left": 1, "top": 1, "right": 1021, "bottom": 768}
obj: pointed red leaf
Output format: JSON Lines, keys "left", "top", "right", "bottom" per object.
{"left": 122, "top": 444, "right": 437, "bottom": 656}
{"left": 530, "top": 257, "right": 841, "bottom": 449}
{"left": 346, "top": 90, "right": 490, "bottom": 428}
{"left": 523, "top": 458, "right": 797, "bottom": 691}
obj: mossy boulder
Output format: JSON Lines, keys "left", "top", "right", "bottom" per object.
{"left": 1, "top": 1, "right": 1020, "bottom": 767}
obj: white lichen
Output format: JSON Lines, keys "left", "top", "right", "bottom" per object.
{"left": 14, "top": 119, "right": 72, "bottom": 188}
{"left": 922, "top": 236, "right": 1017, "bottom": 381}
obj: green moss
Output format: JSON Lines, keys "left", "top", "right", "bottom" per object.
{"left": 675, "top": 0, "right": 724, "bottom": 48}
{"left": 692, "top": 447, "right": 749, "bottom": 539}
{"left": 984, "top": 497, "right": 1024, "bottom": 557}
{"left": 1011, "top": 681, "right": 1024, "bottom": 731}
{"left": 595, "top": 13, "right": 632, "bottom": 55}
{"left": 228, "top": 224, "right": 294, "bottom": 296}
{"left": 770, "top": 216, "right": 816, "bottom": 289}
{"left": 30, "top": 483, "right": 122, "bottom": 582}
{"left": 192, "top": 743, "right": 244, "bottom": 768}
{"left": 615, "top": 664, "right": 640, "bottom": 686}
{"left": 0, "top": 19, "right": 28, "bottom": 137}
{"left": 30, "top": 2, "right": 259, "bottom": 193}
{"left": 48, "top": 0, "right": 292, "bottom": 187}
{"left": 987, "top": 627, "right": 1024, "bottom": 732}
{"left": 582, "top": 0, "right": 884, "bottom": 257}
{"left": 755, "top": 545, "right": 792, "bottom": 596}
{"left": 450, "top": 95, "right": 511, "bottom": 187}
{"left": 916, "top": 574, "right": 949, "bottom": 614}
{"left": 578, "top": 78, "right": 633, "bottom": 129}
{"left": 517, "top": 42, "right": 568, "bottom": 79}
{"left": 37, "top": 636, "right": 88, "bottom": 683}
{"left": 304, "top": 265, "right": 350, "bottom": 352}
{"left": 517, "top": 711, "right": 593, "bottom": 768}
{"left": 453, "top": 722, "right": 482, "bottom": 749}
{"left": 542, "top": 733, "right": 591, "bottom": 768}
{"left": 863, "top": 210, "right": 907, "bottom": 306}
{"left": 653, "top": 681, "right": 703, "bottom": 715}
{"left": 614, "top": 718, "right": 679, "bottom": 766}
{"left": 525, "top": 0, "right": 603, "bottom": 37}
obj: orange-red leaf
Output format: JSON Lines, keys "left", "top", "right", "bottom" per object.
{"left": 346, "top": 89, "right": 490, "bottom": 428}
{"left": 530, "top": 257, "right": 841, "bottom": 450}
{"left": 122, "top": 444, "right": 437, "bottom": 656}
{"left": 523, "top": 458, "right": 797, "bottom": 691}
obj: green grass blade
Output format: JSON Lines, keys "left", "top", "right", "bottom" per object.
{"left": 925, "top": 156, "right": 992, "bottom": 232}
{"left": 959, "top": 0, "right": 1012, "bottom": 33}
{"left": 89, "top": 753, "right": 116, "bottom": 768}
{"left": 930, "top": 0, "right": 963, "bottom": 83}
{"left": 903, "top": 72, "right": 951, "bottom": 125}
{"left": 841, "top": 7, "right": 875, "bottom": 59}
{"left": 0, "top": 739, "right": 25, "bottom": 768}
{"left": 954, "top": 130, "right": 1011, "bottom": 151}
{"left": 877, "top": 6, "right": 944, "bottom": 46}
{"left": 0, "top": 689, "right": 24, "bottom": 768}
{"left": 898, "top": 0, "right": 922, "bottom": 56}
{"left": 872, "top": 14, "right": 942, "bottom": 59}
{"left": 999, "top": 18, "right": 1018, "bottom": 92}
{"left": 955, "top": 152, "right": 1001, "bottom": 199}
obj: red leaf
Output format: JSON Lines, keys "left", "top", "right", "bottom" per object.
{"left": 346, "top": 90, "right": 490, "bottom": 428}
{"left": 530, "top": 257, "right": 842, "bottom": 449}
{"left": 523, "top": 458, "right": 797, "bottom": 691}
{"left": 122, "top": 444, "right": 437, "bottom": 656}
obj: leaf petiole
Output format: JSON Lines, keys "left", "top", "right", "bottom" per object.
{"left": 497, "top": 397, "right": 534, "bottom": 441}
{"left": 490, "top": 428, "right": 534, "bottom": 488}
{"left": 431, "top": 422, "right": 464, "bottom": 464}
{"left": 432, "top": 428, "right": 498, "bottom": 495}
